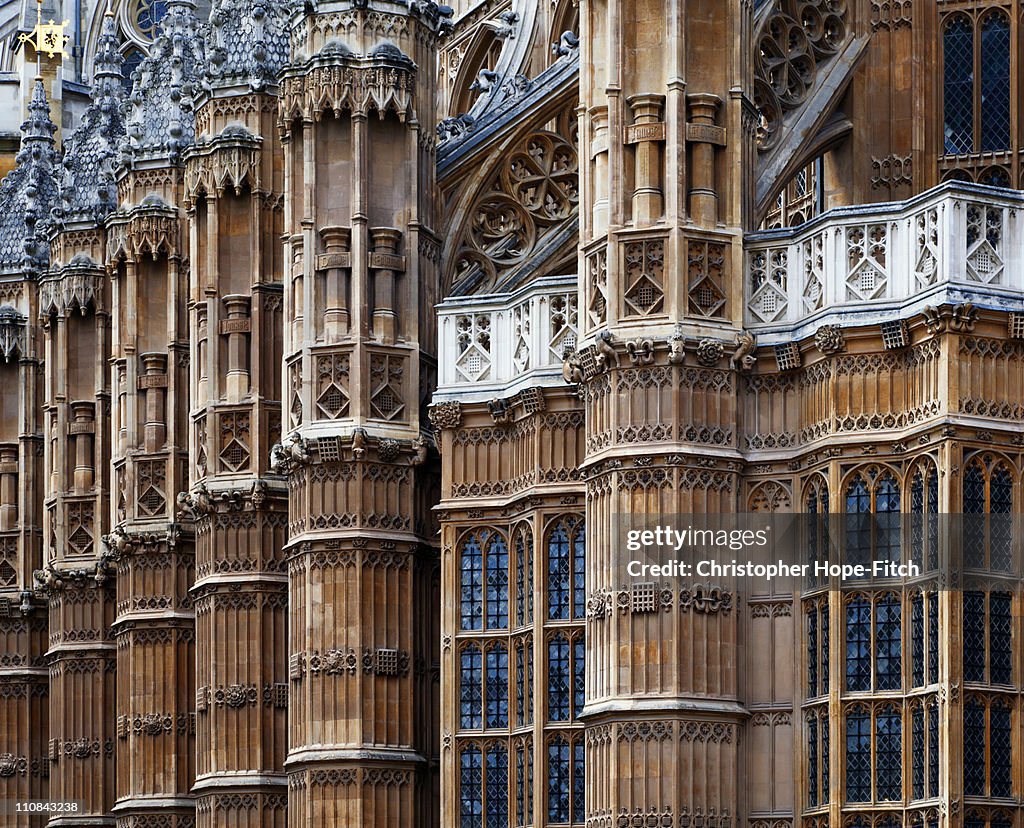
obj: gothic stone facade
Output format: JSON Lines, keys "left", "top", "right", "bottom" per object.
{"left": 1, "top": 2, "right": 1024, "bottom": 828}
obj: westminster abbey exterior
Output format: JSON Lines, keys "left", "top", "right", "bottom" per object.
{"left": 1, "top": 0, "right": 1024, "bottom": 827}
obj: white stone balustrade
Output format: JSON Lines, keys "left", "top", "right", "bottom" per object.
{"left": 746, "top": 181, "right": 1024, "bottom": 340}
{"left": 437, "top": 274, "right": 578, "bottom": 399}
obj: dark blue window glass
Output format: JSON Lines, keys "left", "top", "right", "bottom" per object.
{"left": 548, "top": 635, "right": 571, "bottom": 721}
{"left": 876, "top": 706, "right": 902, "bottom": 800}
{"left": 912, "top": 593, "right": 924, "bottom": 688}
{"left": 980, "top": 13, "right": 1011, "bottom": 152}
{"left": 964, "top": 698, "right": 986, "bottom": 796}
{"left": 461, "top": 535, "right": 484, "bottom": 630}
{"left": 846, "top": 709, "right": 871, "bottom": 802}
{"left": 515, "top": 745, "right": 525, "bottom": 827}
{"left": 515, "top": 642, "right": 525, "bottom": 728}
{"left": 875, "top": 474, "right": 901, "bottom": 563}
{"left": 990, "top": 592, "right": 1012, "bottom": 684}
{"left": 846, "top": 597, "right": 871, "bottom": 692}
{"left": 845, "top": 476, "right": 871, "bottom": 566}
{"left": 460, "top": 645, "right": 482, "bottom": 729}
{"left": 944, "top": 16, "right": 974, "bottom": 154}
{"left": 875, "top": 594, "right": 901, "bottom": 691}
{"left": 572, "top": 525, "right": 586, "bottom": 620}
{"left": 572, "top": 739, "right": 585, "bottom": 823}
{"left": 486, "top": 536, "right": 509, "bottom": 630}
{"left": 991, "top": 702, "right": 1012, "bottom": 797}
{"left": 991, "top": 467, "right": 1013, "bottom": 570}
{"left": 515, "top": 530, "right": 532, "bottom": 626}
{"left": 461, "top": 745, "right": 483, "bottom": 828}
{"left": 485, "top": 744, "right": 508, "bottom": 828}
{"left": 573, "top": 637, "right": 585, "bottom": 719}
{"left": 485, "top": 644, "right": 509, "bottom": 728}
{"left": 912, "top": 704, "right": 925, "bottom": 800}
{"left": 548, "top": 737, "right": 570, "bottom": 823}
{"left": 548, "top": 523, "right": 571, "bottom": 620}
{"left": 964, "top": 592, "right": 986, "bottom": 682}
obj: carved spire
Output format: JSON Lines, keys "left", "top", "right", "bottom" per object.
{"left": 204, "top": 0, "right": 299, "bottom": 92}
{"left": 53, "top": 6, "right": 125, "bottom": 228}
{"left": 0, "top": 78, "right": 59, "bottom": 276}
{"left": 122, "top": 0, "right": 205, "bottom": 166}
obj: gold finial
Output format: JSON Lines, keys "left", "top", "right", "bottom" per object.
{"left": 18, "top": 0, "right": 70, "bottom": 61}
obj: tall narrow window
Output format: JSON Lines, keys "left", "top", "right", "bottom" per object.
{"left": 548, "top": 519, "right": 585, "bottom": 620}
{"left": 461, "top": 745, "right": 484, "bottom": 828}
{"left": 876, "top": 704, "right": 902, "bottom": 801}
{"left": 845, "top": 475, "right": 871, "bottom": 565}
{"left": 928, "top": 592, "right": 939, "bottom": 684}
{"left": 912, "top": 704, "right": 925, "bottom": 800}
{"left": 808, "top": 605, "right": 819, "bottom": 696}
{"left": 548, "top": 635, "right": 571, "bottom": 721}
{"left": 821, "top": 602, "right": 829, "bottom": 693}
{"left": 573, "top": 637, "right": 585, "bottom": 719}
{"left": 821, "top": 712, "right": 829, "bottom": 801}
{"left": 990, "top": 467, "right": 1013, "bottom": 570}
{"left": 980, "top": 12, "right": 1011, "bottom": 152}
{"left": 808, "top": 715, "right": 819, "bottom": 806}
{"left": 964, "top": 698, "right": 986, "bottom": 796}
{"left": 875, "top": 593, "right": 902, "bottom": 691}
{"left": 461, "top": 535, "right": 484, "bottom": 630}
{"left": 461, "top": 645, "right": 483, "bottom": 729}
{"left": 964, "top": 591, "right": 986, "bottom": 682}
{"left": 485, "top": 644, "right": 509, "bottom": 728}
{"left": 486, "top": 744, "right": 509, "bottom": 828}
{"left": 515, "top": 528, "right": 533, "bottom": 626}
{"left": 875, "top": 473, "right": 901, "bottom": 563}
{"left": 572, "top": 739, "right": 585, "bottom": 823}
{"left": 912, "top": 593, "right": 925, "bottom": 688}
{"left": 548, "top": 737, "right": 571, "bottom": 823}
{"left": 991, "top": 699, "right": 1012, "bottom": 797}
{"left": 944, "top": 15, "right": 974, "bottom": 154}
{"left": 928, "top": 700, "right": 939, "bottom": 797}
{"left": 515, "top": 641, "right": 525, "bottom": 728}
{"left": 486, "top": 536, "right": 509, "bottom": 629}
{"left": 990, "top": 592, "right": 1012, "bottom": 684}
{"left": 515, "top": 744, "right": 525, "bottom": 827}
{"left": 846, "top": 708, "right": 871, "bottom": 802}
{"left": 846, "top": 597, "right": 871, "bottom": 691}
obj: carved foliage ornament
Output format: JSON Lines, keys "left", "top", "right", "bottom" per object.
{"left": 0, "top": 305, "right": 26, "bottom": 363}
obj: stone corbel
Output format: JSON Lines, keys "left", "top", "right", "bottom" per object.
{"left": 0, "top": 305, "right": 26, "bottom": 363}
{"left": 730, "top": 330, "right": 757, "bottom": 372}
{"left": 269, "top": 430, "right": 313, "bottom": 475}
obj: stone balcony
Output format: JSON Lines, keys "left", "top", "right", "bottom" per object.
{"left": 745, "top": 181, "right": 1024, "bottom": 343}
{"left": 436, "top": 274, "right": 578, "bottom": 401}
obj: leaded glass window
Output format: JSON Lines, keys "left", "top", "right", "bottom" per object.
{"left": 928, "top": 700, "right": 939, "bottom": 797}
{"left": 485, "top": 644, "right": 509, "bottom": 728}
{"left": 548, "top": 737, "right": 571, "bottom": 823}
{"left": 461, "top": 744, "right": 484, "bottom": 828}
{"left": 461, "top": 535, "right": 484, "bottom": 630}
{"left": 990, "top": 592, "right": 1012, "bottom": 684}
{"left": 548, "top": 519, "right": 585, "bottom": 620}
{"left": 515, "top": 641, "right": 525, "bottom": 727}
{"left": 964, "top": 698, "right": 986, "bottom": 796}
{"left": 928, "top": 593, "right": 939, "bottom": 684}
{"left": 876, "top": 473, "right": 901, "bottom": 563}
{"left": 515, "top": 527, "right": 533, "bottom": 627}
{"left": 875, "top": 593, "right": 902, "bottom": 691}
{"left": 964, "top": 591, "right": 986, "bottom": 682}
{"left": 548, "top": 635, "right": 571, "bottom": 721}
{"left": 808, "top": 605, "right": 818, "bottom": 697}
{"left": 461, "top": 531, "right": 510, "bottom": 630}
{"left": 573, "top": 637, "right": 585, "bottom": 719}
{"left": 485, "top": 744, "right": 508, "bottom": 828}
{"left": 980, "top": 12, "right": 1011, "bottom": 153}
{"left": 943, "top": 15, "right": 974, "bottom": 154}
{"left": 912, "top": 593, "right": 924, "bottom": 688}
{"left": 876, "top": 705, "right": 902, "bottom": 801}
{"left": 846, "top": 708, "right": 871, "bottom": 802}
{"left": 912, "top": 704, "right": 925, "bottom": 800}
{"left": 461, "top": 645, "right": 483, "bottom": 729}
{"left": 846, "top": 475, "right": 872, "bottom": 565}
{"left": 846, "top": 597, "right": 871, "bottom": 691}
{"left": 990, "top": 467, "right": 1012, "bottom": 570}
{"left": 572, "top": 739, "right": 585, "bottom": 823}
{"left": 991, "top": 700, "right": 1012, "bottom": 797}
{"left": 515, "top": 744, "right": 525, "bottom": 827}
{"left": 486, "top": 537, "right": 509, "bottom": 630}
{"left": 821, "top": 602, "right": 829, "bottom": 693}
{"left": 821, "top": 712, "right": 829, "bottom": 801}
{"left": 808, "top": 715, "right": 819, "bottom": 806}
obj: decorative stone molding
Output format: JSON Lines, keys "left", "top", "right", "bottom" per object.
{"left": 813, "top": 324, "right": 845, "bottom": 355}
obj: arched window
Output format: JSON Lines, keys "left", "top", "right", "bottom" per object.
{"left": 910, "top": 465, "right": 939, "bottom": 571}
{"left": 460, "top": 530, "right": 509, "bottom": 631}
{"left": 963, "top": 459, "right": 1014, "bottom": 570}
{"left": 514, "top": 526, "right": 533, "bottom": 627}
{"left": 963, "top": 694, "right": 1014, "bottom": 797}
{"left": 980, "top": 12, "right": 1011, "bottom": 152}
{"left": 458, "top": 742, "right": 509, "bottom": 828}
{"left": 912, "top": 702, "right": 925, "bottom": 800}
{"left": 807, "top": 713, "right": 820, "bottom": 806}
{"left": 943, "top": 15, "right": 974, "bottom": 154}
{"left": 875, "top": 593, "right": 902, "bottom": 690}
{"left": 844, "top": 470, "right": 900, "bottom": 566}
{"left": 547, "top": 518, "right": 585, "bottom": 620}
{"left": 547, "top": 735, "right": 584, "bottom": 825}
{"left": 514, "top": 638, "right": 532, "bottom": 728}
{"left": 514, "top": 739, "right": 533, "bottom": 828}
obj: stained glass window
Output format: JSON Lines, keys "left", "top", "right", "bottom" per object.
{"left": 912, "top": 593, "right": 924, "bottom": 688}
{"left": 461, "top": 744, "right": 484, "bottom": 828}
{"left": 461, "top": 535, "right": 485, "bottom": 630}
{"left": 991, "top": 701, "right": 1012, "bottom": 797}
{"left": 808, "top": 715, "right": 819, "bottom": 807}
{"left": 980, "top": 12, "right": 1011, "bottom": 152}
{"left": 912, "top": 704, "right": 925, "bottom": 800}
{"left": 875, "top": 594, "right": 902, "bottom": 691}
{"left": 943, "top": 15, "right": 974, "bottom": 154}
{"left": 964, "top": 592, "right": 986, "bottom": 682}
{"left": 485, "top": 644, "right": 509, "bottom": 728}
{"left": 548, "top": 635, "right": 571, "bottom": 721}
{"left": 876, "top": 705, "right": 902, "bottom": 801}
{"left": 846, "top": 597, "right": 871, "bottom": 691}
{"left": 461, "top": 645, "right": 483, "bottom": 729}
{"left": 990, "top": 592, "right": 1012, "bottom": 684}
{"left": 486, "top": 536, "right": 509, "bottom": 630}
{"left": 486, "top": 744, "right": 509, "bottom": 828}
{"left": 846, "top": 708, "right": 871, "bottom": 802}
{"left": 121, "top": 48, "right": 144, "bottom": 91}
{"left": 548, "top": 737, "right": 571, "bottom": 823}
{"left": 130, "top": 0, "right": 168, "bottom": 40}
{"left": 963, "top": 698, "right": 986, "bottom": 796}
{"left": 573, "top": 637, "right": 585, "bottom": 719}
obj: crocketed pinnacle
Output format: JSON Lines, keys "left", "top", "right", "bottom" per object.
{"left": 0, "top": 79, "right": 59, "bottom": 275}
{"left": 53, "top": 7, "right": 126, "bottom": 227}
{"left": 122, "top": 0, "right": 206, "bottom": 166}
